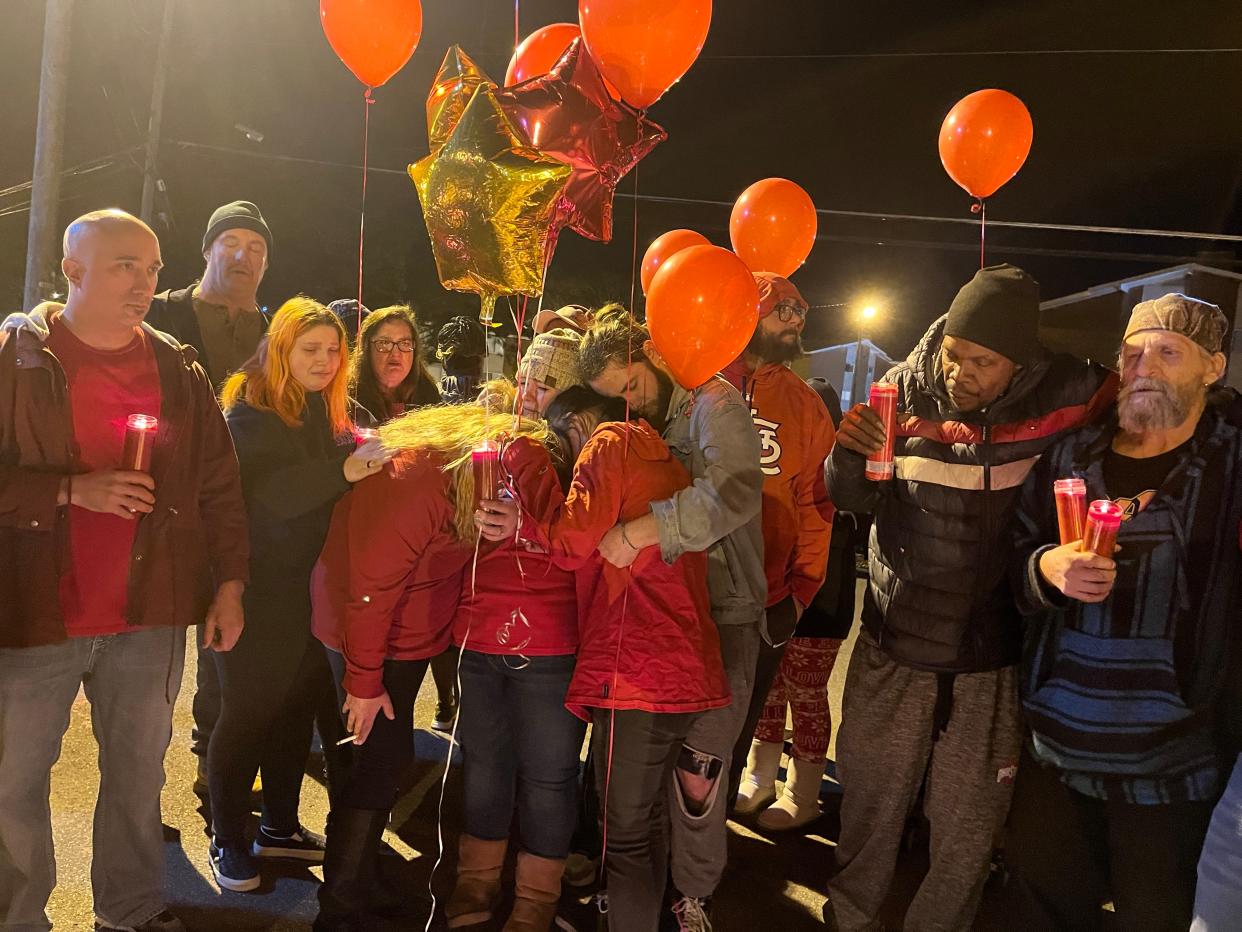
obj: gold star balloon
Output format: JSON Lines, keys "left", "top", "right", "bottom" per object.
{"left": 409, "top": 82, "right": 572, "bottom": 324}
{"left": 426, "top": 45, "right": 491, "bottom": 153}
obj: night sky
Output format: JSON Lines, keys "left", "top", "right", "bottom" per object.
{"left": 3, "top": 0, "right": 1240, "bottom": 359}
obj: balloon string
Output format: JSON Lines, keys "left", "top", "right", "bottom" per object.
{"left": 979, "top": 197, "right": 987, "bottom": 268}
{"left": 357, "top": 88, "right": 375, "bottom": 337}
{"left": 628, "top": 156, "right": 641, "bottom": 314}
{"left": 514, "top": 0, "right": 520, "bottom": 51}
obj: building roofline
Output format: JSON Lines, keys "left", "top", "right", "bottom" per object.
{"left": 1041, "top": 263, "right": 1242, "bottom": 310}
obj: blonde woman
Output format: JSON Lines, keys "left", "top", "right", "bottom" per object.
{"left": 208, "top": 297, "right": 387, "bottom": 892}
{"left": 310, "top": 404, "right": 548, "bottom": 931}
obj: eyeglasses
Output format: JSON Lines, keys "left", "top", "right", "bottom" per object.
{"left": 371, "top": 338, "right": 414, "bottom": 354}
{"left": 774, "top": 302, "right": 808, "bottom": 323}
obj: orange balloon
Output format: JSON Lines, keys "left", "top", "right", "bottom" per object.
{"left": 579, "top": 0, "right": 711, "bottom": 110}
{"left": 938, "top": 89, "right": 1033, "bottom": 199}
{"left": 729, "top": 178, "right": 817, "bottom": 278}
{"left": 646, "top": 244, "right": 759, "bottom": 390}
{"left": 640, "top": 229, "right": 710, "bottom": 295}
{"left": 506, "top": 23, "right": 620, "bottom": 97}
{"left": 320, "top": 0, "right": 423, "bottom": 89}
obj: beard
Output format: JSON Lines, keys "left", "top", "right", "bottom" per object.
{"left": 1117, "top": 374, "right": 1201, "bottom": 433}
{"left": 747, "top": 328, "right": 803, "bottom": 365}
{"left": 641, "top": 365, "right": 677, "bottom": 431}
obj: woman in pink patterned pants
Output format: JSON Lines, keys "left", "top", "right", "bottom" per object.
{"left": 743, "top": 637, "right": 843, "bottom": 829}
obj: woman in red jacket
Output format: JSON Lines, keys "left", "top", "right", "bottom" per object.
{"left": 309, "top": 404, "right": 546, "bottom": 931}
{"left": 445, "top": 429, "right": 584, "bottom": 932}
{"left": 520, "top": 387, "right": 731, "bottom": 932}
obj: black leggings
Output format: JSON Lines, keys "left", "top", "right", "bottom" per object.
{"left": 325, "top": 648, "right": 431, "bottom": 811}
{"left": 208, "top": 588, "right": 346, "bottom": 842}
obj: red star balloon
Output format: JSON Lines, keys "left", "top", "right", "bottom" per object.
{"left": 496, "top": 38, "right": 667, "bottom": 242}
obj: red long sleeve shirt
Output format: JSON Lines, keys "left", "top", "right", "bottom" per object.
{"left": 721, "top": 360, "right": 835, "bottom": 607}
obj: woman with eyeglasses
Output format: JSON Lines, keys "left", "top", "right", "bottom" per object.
{"left": 351, "top": 307, "right": 463, "bottom": 733}
{"left": 350, "top": 305, "right": 441, "bottom": 423}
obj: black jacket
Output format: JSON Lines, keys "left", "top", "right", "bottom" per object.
{"left": 224, "top": 394, "right": 353, "bottom": 591}
{"left": 825, "top": 316, "right": 1116, "bottom": 673}
{"left": 797, "top": 378, "right": 856, "bottom": 640}
{"left": 145, "top": 285, "right": 270, "bottom": 386}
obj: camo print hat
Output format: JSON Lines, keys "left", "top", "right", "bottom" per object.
{"left": 1123, "top": 293, "right": 1229, "bottom": 355}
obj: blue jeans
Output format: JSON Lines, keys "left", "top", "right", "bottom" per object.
{"left": 0, "top": 627, "right": 186, "bottom": 932}
{"left": 457, "top": 650, "right": 584, "bottom": 858}
{"left": 1194, "top": 753, "right": 1242, "bottom": 931}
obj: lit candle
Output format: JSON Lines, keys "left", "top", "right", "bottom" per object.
{"left": 354, "top": 427, "right": 379, "bottom": 446}
{"left": 123, "top": 414, "right": 158, "bottom": 472}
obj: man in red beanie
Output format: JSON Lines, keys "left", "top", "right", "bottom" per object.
{"left": 720, "top": 273, "right": 836, "bottom": 824}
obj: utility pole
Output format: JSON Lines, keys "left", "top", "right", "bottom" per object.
{"left": 23, "top": 0, "right": 75, "bottom": 311}
{"left": 140, "top": 0, "right": 176, "bottom": 225}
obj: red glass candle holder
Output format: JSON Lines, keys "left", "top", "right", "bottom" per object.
{"left": 123, "top": 414, "right": 158, "bottom": 472}
{"left": 865, "top": 383, "right": 898, "bottom": 481}
{"left": 1081, "top": 499, "right": 1123, "bottom": 558}
{"left": 1054, "top": 478, "right": 1087, "bottom": 545}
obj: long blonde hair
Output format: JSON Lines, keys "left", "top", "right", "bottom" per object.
{"left": 380, "top": 404, "right": 548, "bottom": 542}
{"left": 221, "top": 296, "right": 352, "bottom": 435}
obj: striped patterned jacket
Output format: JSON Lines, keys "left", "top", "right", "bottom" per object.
{"left": 1012, "top": 394, "right": 1242, "bottom": 803}
{"left": 825, "top": 315, "right": 1115, "bottom": 674}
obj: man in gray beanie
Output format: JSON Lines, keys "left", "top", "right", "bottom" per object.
{"left": 144, "top": 201, "right": 273, "bottom": 797}
{"left": 823, "top": 264, "right": 1118, "bottom": 931}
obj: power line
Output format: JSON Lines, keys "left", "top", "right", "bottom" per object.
{"left": 168, "top": 139, "right": 1241, "bottom": 246}
{"left": 701, "top": 47, "right": 1242, "bottom": 61}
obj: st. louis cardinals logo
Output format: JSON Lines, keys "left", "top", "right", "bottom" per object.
{"left": 750, "top": 407, "right": 783, "bottom": 476}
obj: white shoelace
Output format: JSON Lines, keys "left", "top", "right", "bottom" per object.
{"left": 673, "top": 897, "right": 712, "bottom": 932}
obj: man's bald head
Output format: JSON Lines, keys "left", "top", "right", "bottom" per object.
{"left": 62, "top": 208, "right": 156, "bottom": 259}
{"left": 59, "top": 208, "right": 163, "bottom": 338}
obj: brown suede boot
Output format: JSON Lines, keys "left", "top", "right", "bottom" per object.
{"left": 446, "top": 835, "right": 507, "bottom": 928}
{"left": 501, "top": 851, "right": 565, "bottom": 932}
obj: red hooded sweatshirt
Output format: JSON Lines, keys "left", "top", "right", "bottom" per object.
{"left": 511, "top": 420, "right": 731, "bottom": 721}
{"left": 311, "top": 450, "right": 473, "bottom": 699}
{"left": 452, "top": 438, "right": 578, "bottom": 657}
{"left": 720, "top": 358, "right": 836, "bottom": 607}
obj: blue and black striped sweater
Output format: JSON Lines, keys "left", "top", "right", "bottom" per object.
{"left": 1012, "top": 393, "right": 1242, "bottom": 804}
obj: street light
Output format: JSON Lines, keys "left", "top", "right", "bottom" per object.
{"left": 853, "top": 301, "right": 882, "bottom": 407}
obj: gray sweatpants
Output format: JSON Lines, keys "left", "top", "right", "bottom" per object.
{"left": 669, "top": 621, "right": 760, "bottom": 899}
{"left": 827, "top": 631, "right": 1022, "bottom": 932}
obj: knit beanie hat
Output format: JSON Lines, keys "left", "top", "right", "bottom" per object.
{"left": 522, "top": 329, "right": 582, "bottom": 390}
{"left": 754, "top": 273, "right": 806, "bottom": 319}
{"left": 1123, "top": 293, "right": 1228, "bottom": 355}
{"left": 203, "top": 200, "right": 273, "bottom": 256}
{"left": 943, "top": 263, "right": 1041, "bottom": 365}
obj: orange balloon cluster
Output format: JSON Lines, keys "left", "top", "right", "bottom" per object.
{"left": 646, "top": 244, "right": 759, "bottom": 390}
{"left": 729, "top": 178, "right": 817, "bottom": 278}
{"left": 579, "top": 0, "right": 712, "bottom": 110}
{"left": 938, "top": 89, "right": 1033, "bottom": 199}
{"left": 319, "top": 0, "right": 423, "bottom": 89}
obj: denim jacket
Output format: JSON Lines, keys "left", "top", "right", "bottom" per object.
{"left": 650, "top": 376, "right": 766, "bottom": 627}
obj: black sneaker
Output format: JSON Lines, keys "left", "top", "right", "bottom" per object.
{"left": 95, "top": 910, "right": 187, "bottom": 932}
{"left": 432, "top": 700, "right": 458, "bottom": 733}
{"left": 210, "top": 838, "right": 260, "bottom": 892}
{"left": 252, "top": 824, "right": 326, "bottom": 862}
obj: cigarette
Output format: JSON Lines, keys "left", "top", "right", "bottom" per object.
{"left": 336, "top": 734, "right": 358, "bottom": 745}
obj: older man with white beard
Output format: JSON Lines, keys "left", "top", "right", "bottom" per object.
{"left": 1006, "top": 294, "right": 1242, "bottom": 931}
